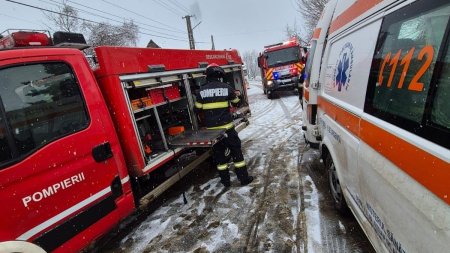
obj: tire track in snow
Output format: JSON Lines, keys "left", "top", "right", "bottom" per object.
{"left": 276, "top": 94, "right": 300, "bottom": 122}
{"left": 250, "top": 99, "right": 276, "bottom": 121}
{"left": 241, "top": 132, "right": 297, "bottom": 253}
{"left": 242, "top": 94, "right": 301, "bottom": 146}
{"left": 295, "top": 142, "right": 309, "bottom": 253}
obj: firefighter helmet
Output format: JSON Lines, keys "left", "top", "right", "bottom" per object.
{"left": 205, "top": 63, "right": 225, "bottom": 79}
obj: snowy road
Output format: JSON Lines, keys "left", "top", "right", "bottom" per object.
{"left": 96, "top": 81, "right": 374, "bottom": 253}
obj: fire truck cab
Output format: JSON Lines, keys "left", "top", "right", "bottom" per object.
{"left": 257, "top": 39, "right": 306, "bottom": 99}
{"left": 0, "top": 30, "right": 250, "bottom": 253}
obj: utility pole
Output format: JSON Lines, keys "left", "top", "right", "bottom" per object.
{"left": 183, "top": 15, "right": 195, "bottom": 49}
{"left": 211, "top": 35, "right": 215, "bottom": 50}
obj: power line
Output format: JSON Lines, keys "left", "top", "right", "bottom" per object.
{"left": 66, "top": 0, "right": 186, "bottom": 34}
{"left": 167, "top": 0, "right": 190, "bottom": 14}
{"left": 154, "top": 0, "right": 185, "bottom": 16}
{"left": 3, "top": 0, "right": 196, "bottom": 42}
{"left": 5, "top": 0, "right": 99, "bottom": 24}
{"left": 0, "top": 12, "right": 39, "bottom": 25}
{"left": 152, "top": 0, "right": 184, "bottom": 17}
{"left": 169, "top": 0, "right": 190, "bottom": 14}
{"left": 38, "top": 0, "right": 187, "bottom": 39}
{"left": 101, "top": 0, "right": 185, "bottom": 32}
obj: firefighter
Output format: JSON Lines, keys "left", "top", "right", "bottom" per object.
{"left": 195, "top": 63, "right": 253, "bottom": 187}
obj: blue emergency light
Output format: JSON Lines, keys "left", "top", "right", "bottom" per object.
{"left": 273, "top": 72, "right": 279, "bottom": 80}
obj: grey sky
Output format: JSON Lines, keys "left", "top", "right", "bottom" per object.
{"left": 1, "top": 0, "right": 303, "bottom": 53}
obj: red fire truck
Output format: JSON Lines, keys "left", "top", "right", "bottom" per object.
{"left": 257, "top": 38, "right": 306, "bottom": 99}
{"left": 0, "top": 30, "right": 250, "bottom": 253}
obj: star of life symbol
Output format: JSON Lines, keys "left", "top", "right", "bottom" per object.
{"left": 334, "top": 42, "right": 354, "bottom": 92}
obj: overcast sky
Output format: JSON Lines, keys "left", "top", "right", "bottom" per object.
{"left": 1, "top": 0, "right": 303, "bottom": 53}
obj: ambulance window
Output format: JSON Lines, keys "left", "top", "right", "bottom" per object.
{"left": 365, "top": 0, "right": 450, "bottom": 137}
{"left": 0, "top": 62, "right": 89, "bottom": 164}
{"left": 305, "top": 40, "right": 317, "bottom": 85}
{"left": 430, "top": 40, "right": 450, "bottom": 130}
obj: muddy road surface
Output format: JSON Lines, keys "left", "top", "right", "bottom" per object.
{"left": 95, "top": 81, "right": 374, "bottom": 253}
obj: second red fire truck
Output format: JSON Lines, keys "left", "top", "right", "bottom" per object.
{"left": 0, "top": 30, "right": 250, "bottom": 253}
{"left": 257, "top": 38, "right": 306, "bottom": 99}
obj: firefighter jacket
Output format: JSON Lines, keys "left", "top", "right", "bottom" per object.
{"left": 195, "top": 80, "right": 240, "bottom": 129}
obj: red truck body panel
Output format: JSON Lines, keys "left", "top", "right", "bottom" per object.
{"left": 94, "top": 46, "right": 243, "bottom": 77}
{"left": 93, "top": 46, "right": 244, "bottom": 176}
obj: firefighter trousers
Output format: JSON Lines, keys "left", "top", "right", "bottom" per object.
{"left": 213, "top": 128, "right": 251, "bottom": 186}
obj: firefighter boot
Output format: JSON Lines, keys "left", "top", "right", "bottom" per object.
{"left": 235, "top": 167, "right": 254, "bottom": 186}
{"left": 218, "top": 169, "right": 231, "bottom": 187}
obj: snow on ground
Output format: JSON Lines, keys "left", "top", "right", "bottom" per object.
{"left": 99, "top": 80, "right": 373, "bottom": 253}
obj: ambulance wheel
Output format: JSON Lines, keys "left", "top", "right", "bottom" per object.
{"left": 326, "top": 154, "right": 349, "bottom": 215}
{"left": 267, "top": 92, "right": 273, "bottom": 99}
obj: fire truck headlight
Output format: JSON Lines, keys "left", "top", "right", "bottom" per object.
{"left": 267, "top": 80, "right": 273, "bottom": 86}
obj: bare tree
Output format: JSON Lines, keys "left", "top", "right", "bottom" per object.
{"left": 242, "top": 50, "right": 259, "bottom": 79}
{"left": 296, "top": 0, "right": 329, "bottom": 41}
{"left": 284, "top": 21, "right": 304, "bottom": 43}
{"left": 83, "top": 20, "right": 139, "bottom": 47}
{"left": 44, "top": 1, "right": 139, "bottom": 47}
{"left": 44, "top": 0, "right": 80, "bottom": 33}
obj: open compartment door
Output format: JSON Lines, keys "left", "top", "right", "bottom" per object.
{"left": 168, "top": 129, "right": 226, "bottom": 147}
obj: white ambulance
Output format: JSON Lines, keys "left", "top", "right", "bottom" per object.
{"left": 302, "top": 0, "right": 450, "bottom": 252}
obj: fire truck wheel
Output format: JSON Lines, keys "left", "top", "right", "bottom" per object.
{"left": 0, "top": 241, "right": 47, "bottom": 253}
{"left": 326, "top": 154, "right": 349, "bottom": 215}
{"left": 267, "top": 92, "right": 273, "bottom": 99}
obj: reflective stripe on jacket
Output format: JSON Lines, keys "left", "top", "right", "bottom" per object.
{"left": 195, "top": 80, "right": 240, "bottom": 129}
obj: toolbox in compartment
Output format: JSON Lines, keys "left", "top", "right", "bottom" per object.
{"left": 129, "top": 88, "right": 153, "bottom": 110}
{"left": 147, "top": 83, "right": 181, "bottom": 105}
{"left": 164, "top": 83, "right": 181, "bottom": 100}
{"left": 131, "top": 97, "right": 152, "bottom": 110}
{"left": 147, "top": 88, "right": 164, "bottom": 104}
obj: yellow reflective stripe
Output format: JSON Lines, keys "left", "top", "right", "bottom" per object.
{"left": 234, "top": 161, "right": 246, "bottom": 168}
{"left": 265, "top": 69, "right": 273, "bottom": 80}
{"left": 231, "top": 97, "right": 240, "bottom": 104}
{"left": 217, "top": 164, "right": 228, "bottom": 170}
{"left": 207, "top": 122, "right": 234, "bottom": 130}
{"left": 202, "top": 101, "right": 229, "bottom": 109}
{"left": 195, "top": 101, "right": 203, "bottom": 109}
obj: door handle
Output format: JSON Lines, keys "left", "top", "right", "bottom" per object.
{"left": 92, "top": 142, "right": 113, "bottom": 162}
